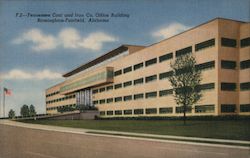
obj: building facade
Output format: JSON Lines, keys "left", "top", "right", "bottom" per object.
{"left": 46, "top": 18, "right": 250, "bottom": 117}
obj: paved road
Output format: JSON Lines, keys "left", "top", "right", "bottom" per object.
{"left": 0, "top": 123, "right": 249, "bottom": 158}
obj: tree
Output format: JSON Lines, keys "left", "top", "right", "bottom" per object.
{"left": 20, "top": 104, "right": 30, "bottom": 117}
{"left": 8, "top": 109, "right": 15, "bottom": 119}
{"left": 168, "top": 54, "right": 202, "bottom": 125}
{"left": 29, "top": 104, "right": 37, "bottom": 116}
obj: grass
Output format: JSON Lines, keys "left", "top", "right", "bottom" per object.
{"left": 19, "top": 119, "right": 250, "bottom": 141}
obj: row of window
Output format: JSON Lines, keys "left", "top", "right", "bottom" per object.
{"left": 221, "top": 37, "right": 250, "bottom": 48}
{"left": 46, "top": 91, "right": 60, "bottom": 97}
{"left": 46, "top": 94, "right": 75, "bottom": 104}
{"left": 221, "top": 82, "right": 250, "bottom": 91}
{"left": 46, "top": 104, "right": 76, "bottom": 111}
{"left": 221, "top": 104, "right": 250, "bottom": 113}
{"left": 93, "top": 83, "right": 215, "bottom": 105}
{"left": 221, "top": 60, "right": 250, "bottom": 70}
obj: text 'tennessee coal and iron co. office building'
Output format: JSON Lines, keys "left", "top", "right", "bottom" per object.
{"left": 45, "top": 18, "right": 250, "bottom": 117}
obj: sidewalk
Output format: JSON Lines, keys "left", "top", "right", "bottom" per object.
{"left": 1, "top": 120, "right": 249, "bottom": 149}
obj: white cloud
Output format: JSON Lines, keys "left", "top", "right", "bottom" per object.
{"left": 12, "top": 28, "right": 118, "bottom": 52}
{"left": 1, "top": 69, "right": 62, "bottom": 80}
{"left": 152, "top": 22, "right": 190, "bottom": 39}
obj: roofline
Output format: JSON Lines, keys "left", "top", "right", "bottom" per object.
{"left": 148, "top": 17, "right": 248, "bottom": 48}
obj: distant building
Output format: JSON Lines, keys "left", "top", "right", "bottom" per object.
{"left": 46, "top": 18, "right": 250, "bottom": 117}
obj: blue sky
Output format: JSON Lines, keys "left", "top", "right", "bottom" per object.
{"left": 0, "top": 0, "right": 249, "bottom": 116}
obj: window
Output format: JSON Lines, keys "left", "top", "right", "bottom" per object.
{"left": 159, "top": 53, "right": 173, "bottom": 62}
{"left": 134, "top": 78, "right": 144, "bottom": 85}
{"left": 176, "top": 106, "right": 192, "bottom": 113}
{"left": 114, "top": 70, "right": 122, "bottom": 76}
{"left": 123, "top": 66, "right": 132, "bottom": 74}
{"left": 240, "top": 104, "right": 250, "bottom": 112}
{"left": 107, "top": 111, "right": 113, "bottom": 115}
{"left": 133, "top": 62, "right": 143, "bottom": 71}
{"left": 99, "top": 99, "right": 105, "bottom": 104}
{"left": 124, "top": 95, "right": 132, "bottom": 101}
{"left": 196, "top": 83, "right": 215, "bottom": 91}
{"left": 145, "top": 75, "right": 157, "bottom": 83}
{"left": 106, "top": 85, "right": 113, "bottom": 91}
{"left": 134, "top": 93, "right": 144, "bottom": 100}
{"left": 159, "top": 89, "right": 173, "bottom": 97}
{"left": 240, "top": 60, "right": 250, "bottom": 69}
{"left": 221, "top": 104, "right": 236, "bottom": 113}
{"left": 221, "top": 82, "right": 236, "bottom": 91}
{"left": 195, "top": 39, "right": 215, "bottom": 51}
{"left": 195, "top": 61, "right": 215, "bottom": 71}
{"left": 145, "top": 58, "right": 157, "bottom": 67}
{"left": 99, "top": 87, "right": 106, "bottom": 93}
{"left": 115, "top": 110, "right": 122, "bottom": 115}
{"left": 106, "top": 98, "right": 113, "bottom": 103}
{"left": 124, "top": 109, "right": 132, "bottom": 115}
{"left": 240, "top": 82, "right": 250, "bottom": 91}
{"left": 115, "top": 97, "right": 122, "bottom": 102}
{"left": 123, "top": 81, "right": 132, "bottom": 87}
{"left": 134, "top": 109, "right": 144, "bottom": 114}
{"left": 221, "top": 38, "right": 237, "bottom": 47}
{"left": 114, "top": 83, "right": 122, "bottom": 89}
{"left": 93, "top": 100, "right": 98, "bottom": 105}
{"left": 240, "top": 37, "right": 250, "bottom": 48}
{"left": 159, "top": 107, "right": 173, "bottom": 114}
{"left": 176, "top": 46, "right": 192, "bottom": 57}
{"left": 92, "top": 89, "right": 98, "bottom": 94}
{"left": 100, "top": 111, "right": 105, "bottom": 116}
{"left": 221, "top": 60, "right": 236, "bottom": 69}
{"left": 146, "top": 108, "right": 157, "bottom": 114}
{"left": 146, "top": 91, "right": 157, "bottom": 98}
{"left": 195, "top": 105, "right": 215, "bottom": 113}
{"left": 159, "top": 71, "right": 173, "bottom": 80}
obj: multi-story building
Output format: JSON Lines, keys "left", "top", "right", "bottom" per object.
{"left": 46, "top": 18, "right": 250, "bottom": 117}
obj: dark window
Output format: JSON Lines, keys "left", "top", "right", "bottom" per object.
{"left": 115, "top": 110, "right": 122, "bottom": 115}
{"left": 106, "top": 85, "right": 113, "bottom": 91}
{"left": 146, "top": 91, "right": 157, "bottom": 98}
{"left": 124, "top": 110, "right": 132, "bottom": 115}
{"left": 115, "top": 97, "right": 122, "bottom": 102}
{"left": 114, "top": 83, "right": 122, "bottom": 89}
{"left": 240, "top": 104, "right": 250, "bottom": 112}
{"left": 123, "top": 81, "right": 132, "bottom": 87}
{"left": 159, "top": 107, "right": 173, "bottom": 114}
{"left": 99, "top": 99, "right": 105, "bottom": 104}
{"left": 195, "top": 61, "right": 215, "bottom": 71}
{"left": 114, "top": 70, "right": 122, "bottom": 76}
{"left": 159, "top": 89, "right": 173, "bottom": 97}
{"left": 176, "top": 106, "right": 192, "bottom": 113}
{"left": 195, "top": 105, "right": 215, "bottom": 113}
{"left": 146, "top": 108, "right": 157, "bottom": 114}
{"left": 134, "top": 93, "right": 144, "bottom": 100}
{"left": 133, "top": 62, "right": 144, "bottom": 71}
{"left": 107, "top": 111, "right": 113, "bottom": 115}
{"left": 145, "top": 58, "right": 157, "bottom": 67}
{"left": 240, "top": 37, "right": 250, "bottom": 48}
{"left": 196, "top": 83, "right": 215, "bottom": 91}
{"left": 176, "top": 46, "right": 192, "bottom": 57}
{"left": 159, "top": 53, "right": 173, "bottom": 62}
{"left": 93, "top": 100, "right": 98, "bottom": 105}
{"left": 240, "top": 82, "right": 250, "bottom": 91}
{"left": 99, "top": 87, "right": 106, "bottom": 93}
{"left": 145, "top": 75, "right": 157, "bottom": 83}
{"left": 92, "top": 89, "right": 98, "bottom": 94}
{"left": 134, "top": 78, "right": 144, "bottom": 85}
{"left": 195, "top": 39, "right": 215, "bottom": 51}
{"left": 221, "top": 38, "right": 237, "bottom": 47}
{"left": 221, "top": 60, "right": 236, "bottom": 69}
{"left": 240, "top": 60, "right": 250, "bottom": 69}
{"left": 221, "top": 82, "right": 236, "bottom": 91}
{"left": 124, "top": 95, "right": 132, "bottom": 101}
{"left": 106, "top": 98, "right": 113, "bottom": 103}
{"left": 221, "top": 104, "right": 236, "bottom": 113}
{"left": 134, "top": 109, "right": 144, "bottom": 114}
{"left": 123, "top": 66, "right": 132, "bottom": 74}
{"left": 159, "top": 71, "right": 173, "bottom": 80}
{"left": 100, "top": 111, "right": 105, "bottom": 115}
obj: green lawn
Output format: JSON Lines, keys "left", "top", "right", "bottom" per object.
{"left": 19, "top": 120, "right": 250, "bottom": 141}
